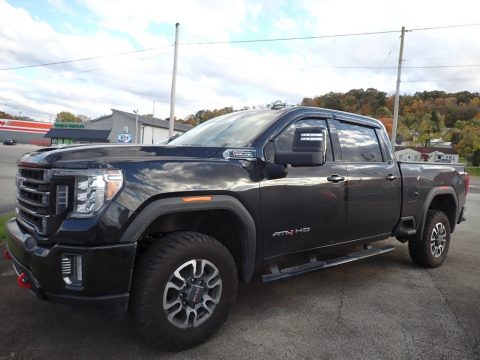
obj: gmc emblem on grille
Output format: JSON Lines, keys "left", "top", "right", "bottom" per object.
{"left": 272, "top": 227, "right": 311, "bottom": 237}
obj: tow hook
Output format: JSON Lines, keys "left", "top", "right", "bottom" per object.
{"left": 17, "top": 273, "right": 32, "bottom": 289}
{"left": 3, "top": 249, "right": 12, "bottom": 261}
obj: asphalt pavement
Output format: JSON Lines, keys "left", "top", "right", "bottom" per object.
{"left": 0, "top": 145, "right": 479, "bottom": 359}
{"left": 0, "top": 194, "right": 479, "bottom": 359}
{"left": 0, "top": 144, "right": 40, "bottom": 214}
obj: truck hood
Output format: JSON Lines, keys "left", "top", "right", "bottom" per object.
{"left": 18, "top": 144, "right": 223, "bottom": 168}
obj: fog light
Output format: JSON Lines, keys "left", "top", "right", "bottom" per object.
{"left": 61, "top": 254, "right": 83, "bottom": 286}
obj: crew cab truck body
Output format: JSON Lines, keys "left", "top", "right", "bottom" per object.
{"left": 4, "top": 107, "right": 468, "bottom": 350}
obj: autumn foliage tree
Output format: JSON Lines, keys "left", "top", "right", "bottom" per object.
{"left": 185, "top": 89, "right": 479, "bottom": 157}
{"left": 55, "top": 111, "right": 81, "bottom": 123}
{"left": 455, "top": 124, "right": 480, "bottom": 157}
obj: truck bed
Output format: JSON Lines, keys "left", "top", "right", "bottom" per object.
{"left": 398, "top": 161, "right": 466, "bottom": 234}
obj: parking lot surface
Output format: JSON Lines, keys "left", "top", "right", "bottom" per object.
{"left": 0, "top": 144, "right": 40, "bottom": 214}
{"left": 0, "top": 193, "right": 479, "bottom": 359}
{"left": 0, "top": 144, "right": 479, "bottom": 359}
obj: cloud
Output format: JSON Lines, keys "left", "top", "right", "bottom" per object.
{"left": 0, "top": 0, "right": 479, "bottom": 122}
{"left": 46, "top": 0, "right": 74, "bottom": 15}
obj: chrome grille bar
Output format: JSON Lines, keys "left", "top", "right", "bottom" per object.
{"left": 16, "top": 167, "right": 52, "bottom": 237}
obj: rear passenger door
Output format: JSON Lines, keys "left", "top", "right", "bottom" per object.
{"left": 335, "top": 117, "right": 401, "bottom": 241}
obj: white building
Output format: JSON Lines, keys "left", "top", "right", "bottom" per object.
{"left": 86, "top": 109, "right": 191, "bottom": 144}
{"left": 395, "top": 146, "right": 459, "bottom": 164}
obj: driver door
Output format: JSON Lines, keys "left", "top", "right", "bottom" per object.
{"left": 260, "top": 118, "right": 347, "bottom": 260}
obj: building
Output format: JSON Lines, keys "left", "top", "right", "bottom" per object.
{"left": 86, "top": 109, "right": 192, "bottom": 144}
{"left": 0, "top": 119, "right": 52, "bottom": 145}
{"left": 44, "top": 127, "right": 111, "bottom": 145}
{"left": 395, "top": 146, "right": 459, "bottom": 164}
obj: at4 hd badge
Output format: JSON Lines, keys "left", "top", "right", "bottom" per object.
{"left": 272, "top": 227, "right": 311, "bottom": 237}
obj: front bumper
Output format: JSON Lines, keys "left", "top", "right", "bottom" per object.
{"left": 5, "top": 218, "right": 136, "bottom": 316}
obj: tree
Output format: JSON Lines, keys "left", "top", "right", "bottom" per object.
{"left": 77, "top": 114, "right": 91, "bottom": 122}
{"left": 421, "top": 153, "right": 431, "bottom": 162}
{"left": 56, "top": 111, "right": 80, "bottom": 122}
{"left": 0, "top": 111, "right": 15, "bottom": 120}
{"left": 376, "top": 106, "right": 392, "bottom": 117}
{"left": 446, "top": 129, "right": 462, "bottom": 146}
{"left": 472, "top": 148, "right": 480, "bottom": 166}
{"left": 455, "top": 125, "right": 480, "bottom": 157}
{"left": 378, "top": 117, "right": 392, "bottom": 137}
{"left": 416, "top": 113, "right": 443, "bottom": 147}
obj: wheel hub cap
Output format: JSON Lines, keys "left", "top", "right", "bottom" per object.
{"left": 163, "top": 259, "right": 222, "bottom": 329}
{"left": 430, "top": 222, "right": 447, "bottom": 258}
{"left": 186, "top": 283, "right": 205, "bottom": 305}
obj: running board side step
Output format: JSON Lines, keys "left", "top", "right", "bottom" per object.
{"left": 262, "top": 245, "right": 395, "bottom": 283}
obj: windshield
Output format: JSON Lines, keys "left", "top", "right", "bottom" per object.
{"left": 168, "top": 110, "right": 280, "bottom": 147}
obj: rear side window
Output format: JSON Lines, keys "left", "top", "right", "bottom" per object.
{"left": 335, "top": 121, "right": 383, "bottom": 162}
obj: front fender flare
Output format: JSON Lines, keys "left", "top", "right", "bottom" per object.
{"left": 120, "top": 195, "right": 257, "bottom": 282}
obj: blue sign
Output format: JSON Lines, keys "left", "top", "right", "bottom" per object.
{"left": 117, "top": 133, "right": 132, "bottom": 143}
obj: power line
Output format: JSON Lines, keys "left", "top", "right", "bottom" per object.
{"left": 409, "top": 23, "right": 480, "bottom": 32}
{"left": 1, "top": 29, "right": 400, "bottom": 72}
{"left": 312, "top": 64, "right": 480, "bottom": 69}
{"left": 2, "top": 22, "right": 479, "bottom": 72}
{"left": 0, "top": 45, "right": 173, "bottom": 71}
{"left": 181, "top": 23, "right": 480, "bottom": 46}
{"left": 405, "top": 56, "right": 480, "bottom": 62}
{"left": 180, "top": 29, "right": 400, "bottom": 46}
{"left": 402, "top": 78, "right": 478, "bottom": 82}
{"left": 375, "top": 38, "right": 399, "bottom": 74}
{"left": 0, "top": 96, "right": 55, "bottom": 116}
{"left": 25, "top": 50, "right": 174, "bottom": 81}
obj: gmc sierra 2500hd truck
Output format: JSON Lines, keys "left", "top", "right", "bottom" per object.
{"left": 4, "top": 106, "right": 468, "bottom": 350}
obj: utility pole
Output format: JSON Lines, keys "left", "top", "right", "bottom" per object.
{"left": 391, "top": 26, "right": 406, "bottom": 149}
{"left": 169, "top": 23, "right": 180, "bottom": 138}
{"left": 133, "top": 109, "right": 139, "bottom": 144}
{"left": 152, "top": 100, "right": 155, "bottom": 144}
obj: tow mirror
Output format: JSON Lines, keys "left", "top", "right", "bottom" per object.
{"left": 274, "top": 126, "right": 327, "bottom": 167}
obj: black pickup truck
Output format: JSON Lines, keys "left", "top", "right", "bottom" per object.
{"left": 4, "top": 106, "right": 468, "bottom": 350}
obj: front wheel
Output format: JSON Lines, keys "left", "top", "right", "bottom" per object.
{"left": 130, "top": 232, "right": 238, "bottom": 350}
{"left": 408, "top": 210, "right": 451, "bottom": 268}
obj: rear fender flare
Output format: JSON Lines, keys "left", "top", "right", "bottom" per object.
{"left": 417, "top": 187, "right": 458, "bottom": 238}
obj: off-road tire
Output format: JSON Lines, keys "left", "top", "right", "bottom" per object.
{"left": 130, "top": 231, "right": 238, "bottom": 351}
{"left": 408, "top": 210, "right": 451, "bottom": 268}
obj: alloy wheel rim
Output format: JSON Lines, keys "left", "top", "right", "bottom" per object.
{"left": 430, "top": 222, "right": 447, "bottom": 258}
{"left": 163, "top": 259, "right": 222, "bottom": 329}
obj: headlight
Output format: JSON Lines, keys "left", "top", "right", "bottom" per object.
{"left": 52, "top": 169, "right": 123, "bottom": 218}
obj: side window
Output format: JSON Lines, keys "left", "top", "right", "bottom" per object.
{"left": 265, "top": 119, "right": 332, "bottom": 162}
{"left": 336, "top": 121, "right": 383, "bottom": 162}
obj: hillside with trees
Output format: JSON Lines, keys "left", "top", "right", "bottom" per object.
{"left": 180, "top": 89, "right": 480, "bottom": 162}
{"left": 301, "top": 89, "right": 480, "bottom": 162}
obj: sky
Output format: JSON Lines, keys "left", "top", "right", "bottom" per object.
{"left": 0, "top": 0, "right": 479, "bottom": 122}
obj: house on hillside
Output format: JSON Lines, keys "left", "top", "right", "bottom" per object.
{"left": 85, "top": 109, "right": 192, "bottom": 144}
{"left": 395, "top": 146, "right": 459, "bottom": 164}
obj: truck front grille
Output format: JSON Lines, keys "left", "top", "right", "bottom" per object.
{"left": 16, "top": 167, "right": 52, "bottom": 240}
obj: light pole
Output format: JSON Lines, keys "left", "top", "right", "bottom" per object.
{"left": 133, "top": 109, "right": 139, "bottom": 144}
{"left": 169, "top": 23, "right": 180, "bottom": 137}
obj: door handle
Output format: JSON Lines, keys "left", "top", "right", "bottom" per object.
{"left": 327, "top": 175, "right": 345, "bottom": 183}
{"left": 386, "top": 174, "right": 398, "bottom": 181}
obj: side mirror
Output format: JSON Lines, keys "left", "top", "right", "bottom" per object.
{"left": 274, "top": 126, "right": 327, "bottom": 167}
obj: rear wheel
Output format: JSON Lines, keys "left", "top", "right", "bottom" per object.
{"left": 131, "top": 232, "right": 238, "bottom": 350}
{"left": 408, "top": 210, "right": 451, "bottom": 268}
